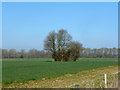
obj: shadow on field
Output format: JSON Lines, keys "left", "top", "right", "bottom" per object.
{"left": 44, "top": 60, "right": 71, "bottom": 62}
{"left": 45, "top": 61, "right": 53, "bottom": 62}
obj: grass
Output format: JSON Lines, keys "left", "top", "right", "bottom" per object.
{"left": 2, "top": 58, "right": 118, "bottom": 86}
{"left": 3, "top": 65, "right": 118, "bottom": 88}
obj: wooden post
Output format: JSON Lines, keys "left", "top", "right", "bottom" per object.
{"left": 104, "top": 74, "right": 107, "bottom": 88}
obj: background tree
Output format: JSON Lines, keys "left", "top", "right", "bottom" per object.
{"left": 44, "top": 29, "right": 72, "bottom": 61}
{"left": 20, "top": 49, "right": 25, "bottom": 58}
{"left": 44, "top": 31, "right": 57, "bottom": 61}
{"left": 70, "top": 41, "right": 83, "bottom": 61}
{"left": 9, "top": 49, "right": 16, "bottom": 58}
{"left": 2, "top": 49, "right": 9, "bottom": 58}
{"left": 2, "top": 48, "right": 118, "bottom": 59}
{"left": 44, "top": 29, "right": 83, "bottom": 61}
{"left": 56, "top": 29, "right": 72, "bottom": 61}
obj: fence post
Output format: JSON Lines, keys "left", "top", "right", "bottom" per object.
{"left": 104, "top": 74, "right": 107, "bottom": 88}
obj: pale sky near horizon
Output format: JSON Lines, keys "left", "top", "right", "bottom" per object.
{"left": 2, "top": 2, "right": 118, "bottom": 51}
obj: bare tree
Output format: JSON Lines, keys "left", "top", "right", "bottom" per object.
{"left": 56, "top": 29, "right": 72, "bottom": 61}
{"left": 44, "top": 29, "right": 85, "bottom": 61}
{"left": 70, "top": 41, "right": 83, "bottom": 61}
{"left": 9, "top": 49, "right": 16, "bottom": 58}
{"left": 2, "top": 48, "right": 118, "bottom": 59}
{"left": 44, "top": 29, "right": 72, "bottom": 61}
{"left": 2, "top": 49, "right": 9, "bottom": 58}
{"left": 44, "top": 31, "right": 57, "bottom": 61}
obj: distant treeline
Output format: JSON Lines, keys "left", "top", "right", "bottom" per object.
{"left": 2, "top": 49, "right": 51, "bottom": 58}
{"left": 1, "top": 48, "right": 118, "bottom": 58}
{"left": 81, "top": 48, "right": 118, "bottom": 58}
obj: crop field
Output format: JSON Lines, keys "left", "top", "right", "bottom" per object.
{"left": 2, "top": 58, "right": 118, "bottom": 87}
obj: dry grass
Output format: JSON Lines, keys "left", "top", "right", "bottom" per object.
{"left": 3, "top": 65, "right": 118, "bottom": 88}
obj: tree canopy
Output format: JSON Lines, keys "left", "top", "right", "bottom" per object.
{"left": 44, "top": 29, "right": 83, "bottom": 61}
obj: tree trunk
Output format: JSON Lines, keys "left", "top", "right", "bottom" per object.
{"left": 54, "top": 58, "right": 57, "bottom": 61}
{"left": 73, "top": 58, "right": 76, "bottom": 61}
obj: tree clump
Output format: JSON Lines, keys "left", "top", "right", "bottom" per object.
{"left": 44, "top": 29, "right": 83, "bottom": 61}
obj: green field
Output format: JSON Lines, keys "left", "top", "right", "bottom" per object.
{"left": 2, "top": 58, "right": 118, "bottom": 85}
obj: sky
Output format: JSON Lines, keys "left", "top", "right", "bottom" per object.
{"left": 2, "top": 2, "right": 118, "bottom": 51}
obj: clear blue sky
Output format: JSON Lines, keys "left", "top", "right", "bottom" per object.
{"left": 2, "top": 2, "right": 118, "bottom": 51}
